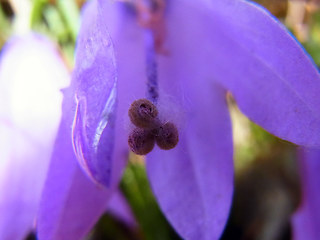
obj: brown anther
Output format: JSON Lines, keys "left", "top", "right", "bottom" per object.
{"left": 128, "top": 128, "right": 155, "bottom": 155}
{"left": 129, "top": 98, "right": 159, "bottom": 128}
{"left": 155, "top": 122, "right": 179, "bottom": 150}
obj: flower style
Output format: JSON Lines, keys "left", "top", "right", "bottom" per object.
{"left": 292, "top": 149, "right": 320, "bottom": 240}
{"left": 37, "top": 0, "right": 320, "bottom": 240}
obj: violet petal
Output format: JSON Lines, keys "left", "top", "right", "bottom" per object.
{"left": 168, "top": 0, "right": 320, "bottom": 147}
{"left": 37, "top": 4, "right": 113, "bottom": 239}
{"left": 96, "top": 0, "right": 147, "bottom": 187}
{"left": 147, "top": 83, "right": 233, "bottom": 239}
{"left": 37, "top": 0, "right": 146, "bottom": 237}
{"left": 37, "top": 86, "right": 113, "bottom": 240}
{"left": 213, "top": 0, "right": 320, "bottom": 147}
{"left": 108, "top": 190, "right": 136, "bottom": 227}
{"left": 147, "top": 4, "right": 234, "bottom": 234}
{"left": 74, "top": 0, "right": 147, "bottom": 187}
{"left": 0, "top": 34, "right": 69, "bottom": 240}
{"left": 72, "top": 0, "right": 117, "bottom": 187}
{"left": 292, "top": 149, "right": 320, "bottom": 239}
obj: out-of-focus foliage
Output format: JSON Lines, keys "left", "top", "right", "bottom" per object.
{"left": 0, "top": 1, "right": 12, "bottom": 47}
{"left": 31, "top": 0, "right": 79, "bottom": 41}
{"left": 30, "top": 0, "right": 80, "bottom": 65}
{"left": 254, "top": 0, "right": 288, "bottom": 17}
{"left": 87, "top": 213, "right": 140, "bottom": 240}
{"left": 0, "top": 0, "right": 80, "bottom": 65}
{"left": 304, "top": 10, "right": 320, "bottom": 65}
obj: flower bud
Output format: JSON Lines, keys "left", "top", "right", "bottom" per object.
{"left": 155, "top": 122, "right": 179, "bottom": 150}
{"left": 128, "top": 98, "right": 158, "bottom": 128}
{"left": 128, "top": 128, "right": 155, "bottom": 155}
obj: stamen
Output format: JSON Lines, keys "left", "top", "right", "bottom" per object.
{"left": 155, "top": 122, "right": 179, "bottom": 150}
{"left": 128, "top": 128, "right": 155, "bottom": 155}
{"left": 128, "top": 98, "right": 159, "bottom": 128}
{"left": 127, "top": 99, "right": 179, "bottom": 155}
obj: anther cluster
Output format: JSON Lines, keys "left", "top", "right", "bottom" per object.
{"left": 128, "top": 98, "right": 179, "bottom": 155}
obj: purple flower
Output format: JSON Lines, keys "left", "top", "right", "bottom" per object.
{"left": 0, "top": 33, "right": 69, "bottom": 239}
{"left": 37, "top": 0, "right": 320, "bottom": 239}
{"left": 292, "top": 149, "right": 320, "bottom": 239}
{"left": 0, "top": 33, "right": 134, "bottom": 240}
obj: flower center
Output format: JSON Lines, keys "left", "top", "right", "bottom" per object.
{"left": 128, "top": 98, "right": 179, "bottom": 155}
{"left": 133, "top": 0, "right": 166, "bottom": 53}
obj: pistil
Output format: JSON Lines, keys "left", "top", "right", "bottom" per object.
{"left": 133, "top": 0, "right": 167, "bottom": 102}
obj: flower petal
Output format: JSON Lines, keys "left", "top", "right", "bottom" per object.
{"left": 213, "top": 1, "right": 320, "bottom": 147}
{"left": 147, "top": 3, "right": 234, "bottom": 235}
{"left": 147, "top": 83, "right": 233, "bottom": 240}
{"left": 37, "top": 4, "right": 112, "bottom": 239}
{"left": 37, "top": 87, "right": 113, "bottom": 240}
{"left": 0, "top": 34, "right": 69, "bottom": 240}
{"left": 292, "top": 149, "right": 320, "bottom": 240}
{"left": 108, "top": 190, "right": 136, "bottom": 226}
{"left": 38, "top": 1, "right": 146, "bottom": 237}
{"left": 106, "top": 6, "right": 148, "bottom": 188}
{"left": 73, "top": 0, "right": 147, "bottom": 187}
{"left": 72, "top": 0, "right": 117, "bottom": 187}
{"left": 167, "top": 0, "right": 320, "bottom": 147}
{"left": 98, "top": 0, "right": 148, "bottom": 187}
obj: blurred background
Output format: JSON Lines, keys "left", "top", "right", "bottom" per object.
{"left": 0, "top": 0, "right": 319, "bottom": 239}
